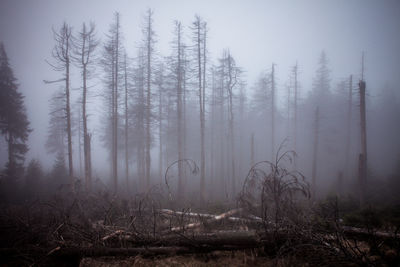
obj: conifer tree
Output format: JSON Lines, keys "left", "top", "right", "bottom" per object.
{"left": 0, "top": 43, "right": 31, "bottom": 180}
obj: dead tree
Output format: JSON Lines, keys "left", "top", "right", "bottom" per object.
{"left": 292, "top": 62, "right": 299, "bottom": 166}
{"left": 172, "top": 21, "right": 185, "bottom": 199}
{"left": 191, "top": 15, "right": 207, "bottom": 202}
{"left": 73, "top": 22, "right": 98, "bottom": 191}
{"left": 344, "top": 75, "right": 353, "bottom": 181}
{"left": 113, "top": 13, "right": 120, "bottom": 194}
{"left": 311, "top": 106, "right": 320, "bottom": 200}
{"left": 270, "top": 63, "right": 276, "bottom": 161}
{"left": 358, "top": 52, "right": 367, "bottom": 206}
{"left": 156, "top": 64, "right": 164, "bottom": 185}
{"left": 101, "top": 13, "right": 122, "bottom": 193}
{"left": 224, "top": 50, "right": 240, "bottom": 196}
{"left": 46, "top": 22, "right": 74, "bottom": 190}
{"left": 359, "top": 79, "right": 367, "bottom": 205}
{"left": 123, "top": 52, "right": 130, "bottom": 192}
{"left": 134, "top": 49, "right": 146, "bottom": 189}
{"left": 210, "top": 67, "right": 216, "bottom": 195}
{"left": 144, "top": 9, "right": 155, "bottom": 190}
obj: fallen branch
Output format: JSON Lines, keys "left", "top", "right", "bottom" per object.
{"left": 101, "top": 230, "right": 126, "bottom": 241}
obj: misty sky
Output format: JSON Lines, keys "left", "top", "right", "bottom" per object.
{"left": 0, "top": 0, "right": 399, "bottom": 169}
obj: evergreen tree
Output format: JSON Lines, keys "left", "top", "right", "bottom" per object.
{"left": 0, "top": 43, "right": 31, "bottom": 181}
{"left": 311, "top": 51, "right": 331, "bottom": 107}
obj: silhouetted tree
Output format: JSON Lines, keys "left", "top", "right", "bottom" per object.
{"left": 46, "top": 22, "right": 74, "bottom": 189}
{"left": 169, "top": 21, "right": 185, "bottom": 198}
{"left": 191, "top": 15, "right": 207, "bottom": 202}
{"left": 0, "top": 43, "right": 31, "bottom": 182}
{"left": 73, "top": 22, "right": 99, "bottom": 191}
{"left": 218, "top": 50, "right": 241, "bottom": 196}
{"left": 101, "top": 13, "right": 123, "bottom": 193}
{"left": 143, "top": 9, "right": 156, "bottom": 190}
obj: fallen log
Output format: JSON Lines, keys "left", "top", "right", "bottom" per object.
{"left": 342, "top": 226, "right": 399, "bottom": 241}
{"left": 169, "top": 208, "right": 244, "bottom": 232}
{"left": 160, "top": 209, "right": 262, "bottom": 224}
{"left": 119, "top": 230, "right": 260, "bottom": 248}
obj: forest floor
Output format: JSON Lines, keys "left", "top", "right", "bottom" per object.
{"left": 1, "top": 189, "right": 399, "bottom": 267}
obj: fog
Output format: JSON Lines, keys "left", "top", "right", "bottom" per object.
{"left": 1, "top": 0, "right": 400, "bottom": 201}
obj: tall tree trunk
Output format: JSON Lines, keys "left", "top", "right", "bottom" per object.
{"left": 66, "top": 50, "right": 74, "bottom": 190}
{"left": 195, "top": 18, "right": 205, "bottom": 203}
{"left": 145, "top": 11, "right": 152, "bottom": 191}
{"left": 78, "top": 105, "right": 83, "bottom": 179}
{"left": 111, "top": 46, "right": 116, "bottom": 190}
{"left": 359, "top": 80, "right": 367, "bottom": 206}
{"left": 311, "top": 107, "right": 320, "bottom": 200}
{"left": 176, "top": 23, "right": 184, "bottom": 199}
{"left": 113, "top": 13, "right": 120, "bottom": 194}
{"left": 156, "top": 64, "right": 164, "bottom": 185}
{"left": 344, "top": 75, "right": 353, "bottom": 181}
{"left": 293, "top": 62, "right": 298, "bottom": 167}
{"left": 182, "top": 56, "right": 188, "bottom": 190}
{"left": 124, "top": 53, "right": 129, "bottom": 193}
{"left": 227, "top": 53, "right": 235, "bottom": 196}
{"left": 83, "top": 63, "right": 90, "bottom": 191}
{"left": 270, "top": 64, "right": 275, "bottom": 161}
{"left": 210, "top": 68, "right": 216, "bottom": 198}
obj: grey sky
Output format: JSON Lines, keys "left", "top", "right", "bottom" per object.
{"left": 0, "top": 0, "right": 399, "bottom": 168}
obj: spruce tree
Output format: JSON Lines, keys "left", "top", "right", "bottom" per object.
{"left": 0, "top": 43, "right": 31, "bottom": 180}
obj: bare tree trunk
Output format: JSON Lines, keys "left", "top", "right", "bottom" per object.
{"left": 48, "top": 23, "right": 74, "bottom": 191}
{"left": 344, "top": 75, "right": 353, "bottom": 181}
{"left": 227, "top": 52, "right": 236, "bottom": 196}
{"left": 113, "top": 13, "right": 120, "bottom": 194}
{"left": 270, "top": 63, "right": 275, "bottom": 161}
{"left": 182, "top": 57, "right": 188, "bottom": 190}
{"left": 124, "top": 53, "right": 129, "bottom": 193}
{"left": 159, "top": 81, "right": 163, "bottom": 184}
{"left": 145, "top": 10, "right": 153, "bottom": 191}
{"left": 219, "top": 65, "right": 226, "bottom": 199}
{"left": 210, "top": 68, "right": 216, "bottom": 198}
{"left": 110, "top": 47, "right": 116, "bottom": 190}
{"left": 311, "top": 107, "right": 320, "bottom": 201}
{"left": 78, "top": 105, "right": 82, "bottom": 179}
{"left": 194, "top": 17, "right": 206, "bottom": 202}
{"left": 176, "top": 22, "right": 184, "bottom": 199}
{"left": 66, "top": 48, "right": 74, "bottom": 190}
{"left": 359, "top": 80, "right": 367, "bottom": 205}
{"left": 238, "top": 82, "right": 245, "bottom": 182}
